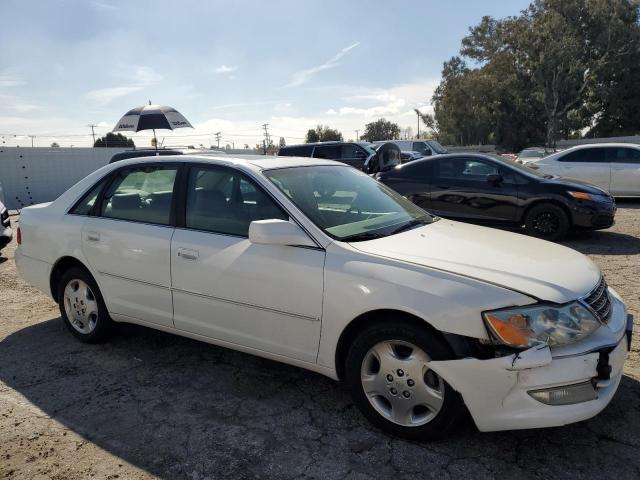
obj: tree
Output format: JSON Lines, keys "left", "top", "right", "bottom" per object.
{"left": 361, "top": 118, "right": 401, "bottom": 142}
{"left": 432, "top": 0, "right": 640, "bottom": 150}
{"left": 279, "top": 137, "right": 286, "bottom": 148}
{"left": 50, "top": 142, "right": 59, "bottom": 148}
{"left": 94, "top": 132, "right": 135, "bottom": 148}
{"left": 305, "top": 125, "right": 343, "bottom": 143}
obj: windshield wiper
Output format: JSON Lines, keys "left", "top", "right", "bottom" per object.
{"left": 341, "top": 231, "right": 388, "bottom": 242}
{"left": 389, "top": 219, "right": 427, "bottom": 235}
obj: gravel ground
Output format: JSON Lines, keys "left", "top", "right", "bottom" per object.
{"left": 1, "top": 203, "right": 639, "bottom": 480}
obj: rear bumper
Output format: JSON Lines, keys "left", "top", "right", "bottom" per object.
{"left": 430, "top": 291, "right": 630, "bottom": 432}
{"left": 14, "top": 248, "right": 53, "bottom": 297}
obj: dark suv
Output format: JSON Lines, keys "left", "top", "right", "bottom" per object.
{"left": 278, "top": 142, "right": 376, "bottom": 169}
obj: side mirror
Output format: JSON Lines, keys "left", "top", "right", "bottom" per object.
{"left": 249, "top": 219, "right": 316, "bottom": 247}
{"left": 486, "top": 173, "right": 503, "bottom": 185}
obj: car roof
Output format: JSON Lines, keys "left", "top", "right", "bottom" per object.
{"left": 108, "top": 154, "right": 344, "bottom": 171}
{"left": 561, "top": 143, "right": 640, "bottom": 150}
{"left": 280, "top": 141, "right": 357, "bottom": 148}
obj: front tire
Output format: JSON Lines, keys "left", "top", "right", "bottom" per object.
{"left": 58, "top": 267, "right": 113, "bottom": 343}
{"left": 345, "top": 321, "right": 465, "bottom": 440}
{"left": 523, "top": 203, "right": 570, "bottom": 241}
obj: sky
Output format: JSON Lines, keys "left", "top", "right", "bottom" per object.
{"left": 0, "top": 0, "right": 532, "bottom": 149}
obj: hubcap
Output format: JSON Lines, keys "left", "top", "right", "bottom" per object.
{"left": 532, "top": 212, "right": 559, "bottom": 235}
{"left": 63, "top": 279, "right": 99, "bottom": 334}
{"left": 360, "top": 340, "right": 445, "bottom": 427}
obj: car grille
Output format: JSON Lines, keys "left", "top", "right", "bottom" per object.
{"left": 583, "top": 277, "right": 612, "bottom": 323}
{"left": 1, "top": 209, "right": 9, "bottom": 228}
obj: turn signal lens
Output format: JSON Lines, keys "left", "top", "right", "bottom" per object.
{"left": 568, "top": 191, "right": 592, "bottom": 200}
{"left": 485, "top": 314, "right": 531, "bottom": 348}
{"left": 16, "top": 226, "right": 21, "bottom": 245}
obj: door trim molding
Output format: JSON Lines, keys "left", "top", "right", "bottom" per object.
{"left": 99, "top": 270, "right": 320, "bottom": 322}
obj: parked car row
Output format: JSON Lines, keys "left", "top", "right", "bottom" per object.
{"left": 15, "top": 153, "right": 633, "bottom": 440}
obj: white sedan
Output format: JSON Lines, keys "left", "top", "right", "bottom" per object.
{"left": 16, "top": 154, "right": 632, "bottom": 439}
{"left": 527, "top": 143, "right": 640, "bottom": 196}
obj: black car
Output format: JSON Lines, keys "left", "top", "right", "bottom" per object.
{"left": 377, "top": 153, "right": 616, "bottom": 241}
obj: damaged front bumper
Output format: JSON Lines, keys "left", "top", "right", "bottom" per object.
{"left": 430, "top": 289, "right": 632, "bottom": 432}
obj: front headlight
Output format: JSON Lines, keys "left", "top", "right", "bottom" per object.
{"left": 483, "top": 302, "right": 601, "bottom": 348}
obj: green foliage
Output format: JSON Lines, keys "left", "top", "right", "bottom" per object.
{"left": 305, "top": 125, "right": 343, "bottom": 143}
{"left": 433, "top": 0, "right": 640, "bottom": 150}
{"left": 94, "top": 132, "right": 135, "bottom": 148}
{"left": 279, "top": 137, "right": 286, "bottom": 148}
{"left": 361, "top": 118, "right": 401, "bottom": 142}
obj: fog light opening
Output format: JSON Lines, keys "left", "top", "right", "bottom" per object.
{"left": 528, "top": 381, "right": 597, "bottom": 405}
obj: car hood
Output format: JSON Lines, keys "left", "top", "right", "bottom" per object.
{"left": 349, "top": 219, "right": 600, "bottom": 303}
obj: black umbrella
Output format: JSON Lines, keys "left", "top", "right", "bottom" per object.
{"left": 112, "top": 101, "right": 193, "bottom": 149}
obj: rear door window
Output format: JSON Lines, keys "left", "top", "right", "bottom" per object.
{"left": 313, "top": 145, "right": 341, "bottom": 160}
{"left": 101, "top": 166, "right": 177, "bottom": 225}
{"left": 436, "top": 157, "right": 499, "bottom": 181}
{"left": 279, "top": 145, "right": 313, "bottom": 157}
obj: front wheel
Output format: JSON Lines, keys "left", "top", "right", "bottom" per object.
{"left": 523, "top": 203, "right": 570, "bottom": 241}
{"left": 345, "top": 321, "right": 466, "bottom": 440}
{"left": 58, "top": 267, "right": 113, "bottom": 343}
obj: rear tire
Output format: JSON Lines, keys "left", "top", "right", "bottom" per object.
{"left": 524, "top": 203, "right": 570, "bottom": 241}
{"left": 58, "top": 267, "right": 113, "bottom": 343}
{"left": 345, "top": 320, "right": 466, "bottom": 440}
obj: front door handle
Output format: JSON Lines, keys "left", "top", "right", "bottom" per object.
{"left": 86, "top": 231, "right": 100, "bottom": 242}
{"left": 177, "top": 247, "right": 199, "bottom": 260}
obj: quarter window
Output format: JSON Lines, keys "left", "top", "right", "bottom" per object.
{"left": 185, "top": 167, "right": 287, "bottom": 236}
{"left": 101, "top": 166, "right": 177, "bottom": 225}
{"left": 69, "top": 177, "right": 109, "bottom": 216}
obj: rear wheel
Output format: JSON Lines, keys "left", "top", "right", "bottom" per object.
{"left": 58, "top": 267, "right": 113, "bottom": 343}
{"left": 524, "top": 203, "right": 570, "bottom": 241}
{"left": 345, "top": 321, "right": 465, "bottom": 440}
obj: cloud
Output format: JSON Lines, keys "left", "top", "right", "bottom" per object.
{"left": 90, "top": 1, "right": 116, "bottom": 10}
{"left": 215, "top": 65, "right": 238, "bottom": 74}
{"left": 10, "top": 103, "right": 41, "bottom": 112}
{"left": 85, "top": 86, "right": 144, "bottom": 106}
{"left": 285, "top": 42, "right": 360, "bottom": 88}
{"left": 0, "top": 74, "right": 25, "bottom": 88}
{"left": 84, "top": 65, "right": 163, "bottom": 106}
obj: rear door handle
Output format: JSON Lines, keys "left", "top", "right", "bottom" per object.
{"left": 86, "top": 231, "right": 100, "bottom": 242}
{"left": 177, "top": 247, "right": 199, "bottom": 260}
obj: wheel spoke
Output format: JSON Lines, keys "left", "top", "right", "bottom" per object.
{"left": 390, "top": 400, "right": 414, "bottom": 425}
{"left": 371, "top": 341, "right": 399, "bottom": 372}
{"left": 415, "top": 385, "right": 444, "bottom": 412}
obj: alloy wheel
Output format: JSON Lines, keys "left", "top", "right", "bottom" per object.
{"left": 63, "top": 279, "right": 99, "bottom": 334}
{"left": 360, "top": 340, "right": 445, "bottom": 427}
{"left": 532, "top": 211, "right": 560, "bottom": 235}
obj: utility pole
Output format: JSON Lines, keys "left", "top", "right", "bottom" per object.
{"left": 29, "top": 135, "right": 35, "bottom": 148}
{"left": 416, "top": 110, "right": 420, "bottom": 139}
{"left": 214, "top": 132, "right": 222, "bottom": 148}
{"left": 355, "top": 130, "right": 359, "bottom": 142}
{"left": 88, "top": 124, "right": 97, "bottom": 146}
{"left": 262, "top": 123, "right": 270, "bottom": 155}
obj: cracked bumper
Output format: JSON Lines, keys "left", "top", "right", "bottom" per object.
{"left": 430, "top": 289, "right": 631, "bottom": 432}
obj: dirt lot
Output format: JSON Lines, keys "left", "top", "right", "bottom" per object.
{"left": 1, "top": 203, "right": 639, "bottom": 480}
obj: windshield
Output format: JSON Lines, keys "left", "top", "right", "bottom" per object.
{"left": 519, "top": 149, "right": 546, "bottom": 159}
{"left": 265, "top": 165, "right": 435, "bottom": 241}
{"left": 427, "top": 140, "right": 447, "bottom": 154}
